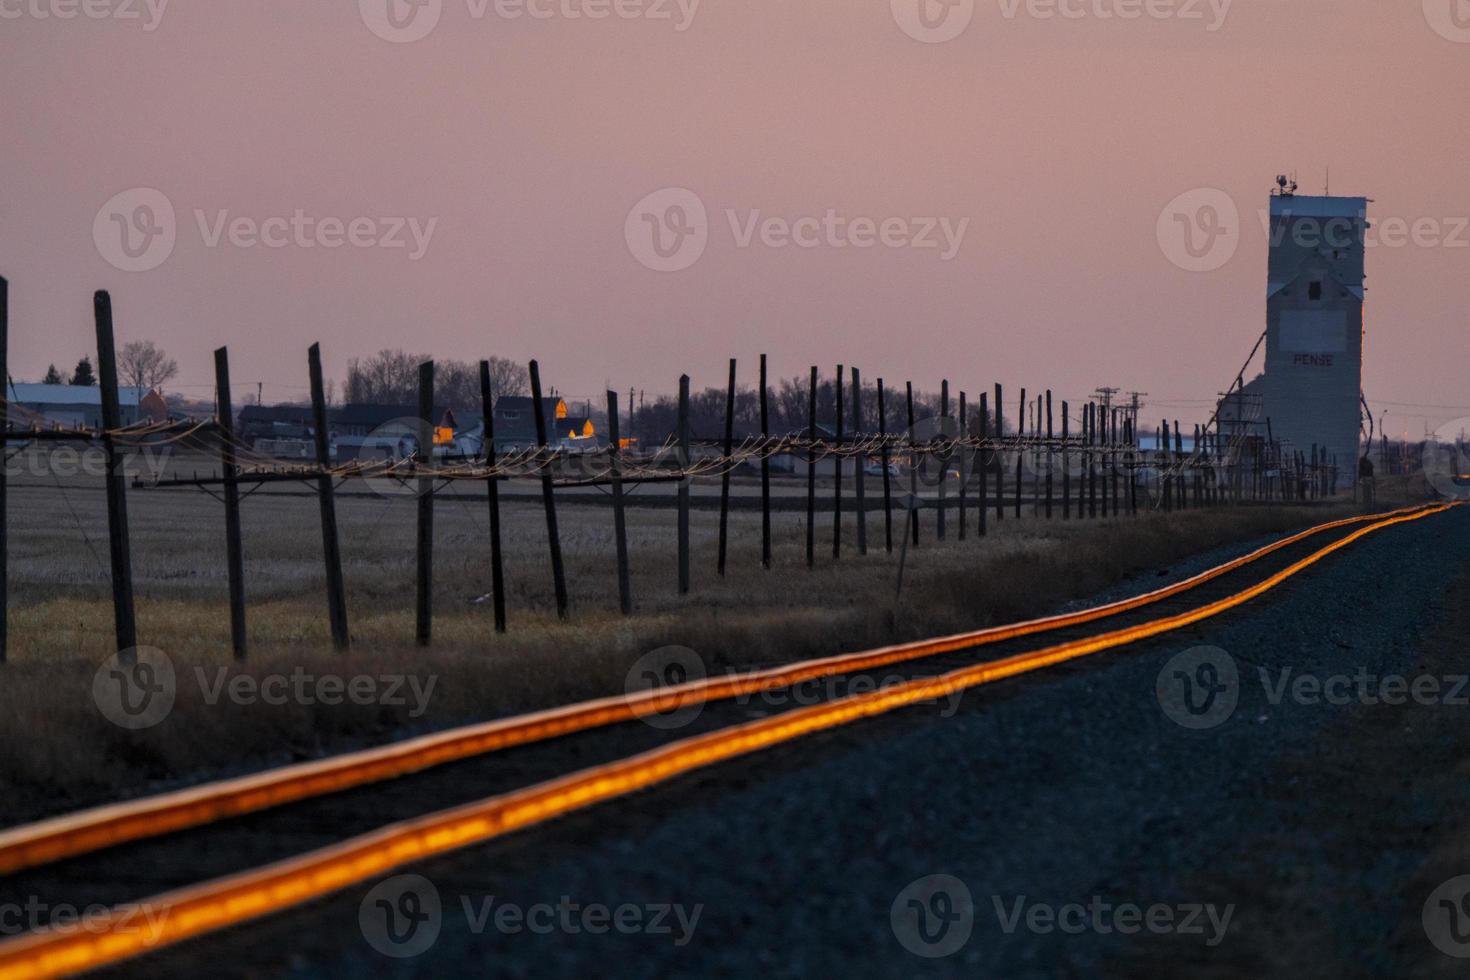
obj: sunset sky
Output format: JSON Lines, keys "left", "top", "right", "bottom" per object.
{"left": 2, "top": 0, "right": 1466, "bottom": 436}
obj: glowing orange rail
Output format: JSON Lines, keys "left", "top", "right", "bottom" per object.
{"left": 0, "top": 504, "right": 1436, "bottom": 879}
{"left": 0, "top": 503, "right": 1451, "bottom": 980}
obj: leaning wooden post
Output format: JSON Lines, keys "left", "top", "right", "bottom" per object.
{"left": 0, "top": 276, "right": 8, "bottom": 663}
{"left": 415, "top": 361, "right": 434, "bottom": 646}
{"left": 1177, "top": 421, "right": 1187, "bottom": 505}
{"left": 606, "top": 390, "right": 632, "bottom": 615}
{"left": 1160, "top": 419, "right": 1171, "bottom": 511}
{"left": 1081, "top": 403, "right": 1090, "bottom": 517}
{"left": 877, "top": 378, "right": 893, "bottom": 552}
{"left": 307, "top": 343, "right": 350, "bottom": 650}
{"left": 95, "top": 292, "right": 137, "bottom": 659}
{"left": 994, "top": 383, "right": 1004, "bottom": 522}
{"left": 717, "top": 358, "right": 736, "bottom": 577}
{"left": 1097, "top": 405, "right": 1106, "bottom": 517}
{"left": 478, "top": 361, "right": 507, "bottom": 633}
{"left": 937, "top": 379, "right": 949, "bottom": 541}
{"left": 1044, "top": 390, "right": 1054, "bottom": 520}
{"left": 1194, "top": 423, "right": 1203, "bottom": 508}
{"left": 906, "top": 382, "right": 919, "bottom": 546}
{"left": 759, "top": 354, "right": 772, "bottom": 570}
{"left": 1088, "top": 404, "right": 1099, "bottom": 518}
{"left": 832, "top": 364, "right": 844, "bottom": 559}
{"left": 677, "top": 374, "right": 691, "bottom": 594}
{"left": 957, "top": 391, "right": 968, "bottom": 541}
{"left": 852, "top": 367, "right": 867, "bottom": 556}
{"left": 1015, "top": 387, "right": 1025, "bottom": 519}
{"left": 529, "top": 360, "right": 569, "bottom": 619}
{"left": 1113, "top": 410, "right": 1122, "bottom": 516}
{"left": 1034, "top": 395, "right": 1042, "bottom": 517}
{"left": 806, "top": 365, "right": 817, "bottom": 568}
{"left": 1126, "top": 419, "right": 1137, "bottom": 515}
{"left": 977, "top": 391, "right": 989, "bottom": 538}
{"left": 1062, "top": 401, "right": 1071, "bottom": 520}
{"left": 213, "top": 346, "right": 247, "bottom": 660}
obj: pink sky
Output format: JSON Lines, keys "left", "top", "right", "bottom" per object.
{"left": 1, "top": 0, "right": 1466, "bottom": 435}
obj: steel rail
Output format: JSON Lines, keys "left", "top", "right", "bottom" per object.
{"left": 0, "top": 502, "right": 1450, "bottom": 980}
{"left": 0, "top": 504, "right": 1437, "bottom": 879}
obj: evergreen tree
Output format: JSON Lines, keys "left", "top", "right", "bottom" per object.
{"left": 70, "top": 357, "right": 97, "bottom": 387}
{"left": 42, "top": 364, "right": 63, "bottom": 385}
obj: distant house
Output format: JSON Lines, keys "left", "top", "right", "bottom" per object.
{"left": 8, "top": 383, "right": 150, "bottom": 429}
{"left": 237, "top": 402, "right": 458, "bottom": 461}
{"left": 138, "top": 390, "right": 170, "bottom": 422}
{"left": 491, "top": 396, "right": 597, "bottom": 453}
{"left": 237, "top": 405, "right": 314, "bottom": 447}
{"left": 332, "top": 404, "right": 457, "bottom": 462}
{"left": 333, "top": 404, "right": 456, "bottom": 438}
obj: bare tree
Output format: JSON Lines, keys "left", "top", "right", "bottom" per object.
{"left": 345, "top": 350, "right": 528, "bottom": 413}
{"left": 435, "top": 359, "right": 479, "bottom": 415}
{"left": 483, "top": 356, "right": 528, "bottom": 400}
{"left": 344, "top": 349, "right": 424, "bottom": 404}
{"left": 119, "top": 341, "right": 179, "bottom": 393}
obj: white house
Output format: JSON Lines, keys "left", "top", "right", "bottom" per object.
{"left": 8, "top": 383, "right": 152, "bottom": 429}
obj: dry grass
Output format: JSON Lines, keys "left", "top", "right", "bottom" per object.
{"left": 0, "top": 454, "right": 1430, "bottom": 824}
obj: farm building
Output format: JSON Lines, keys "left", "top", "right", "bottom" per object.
{"left": 237, "top": 404, "right": 314, "bottom": 444}
{"left": 488, "top": 396, "right": 597, "bottom": 453}
{"left": 237, "top": 403, "right": 459, "bottom": 461}
{"left": 332, "top": 404, "right": 458, "bottom": 462}
{"left": 7, "top": 383, "right": 161, "bottom": 429}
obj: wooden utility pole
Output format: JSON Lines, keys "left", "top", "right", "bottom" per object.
{"left": 718, "top": 359, "right": 736, "bottom": 576}
{"left": 529, "top": 361, "right": 569, "bottom": 618}
{"left": 95, "top": 292, "right": 137, "bottom": 659}
{"left": 937, "top": 380, "right": 949, "bottom": 541}
{"left": 807, "top": 366, "right": 818, "bottom": 568}
{"left": 214, "top": 347, "right": 247, "bottom": 659}
{"left": 833, "top": 364, "right": 844, "bottom": 559}
{"left": 878, "top": 378, "right": 893, "bottom": 552}
{"left": 852, "top": 367, "right": 866, "bottom": 555}
{"left": 759, "top": 355, "right": 772, "bottom": 569}
{"left": 478, "top": 361, "right": 507, "bottom": 633}
{"left": 606, "top": 390, "right": 632, "bottom": 615}
{"left": 677, "top": 374, "right": 691, "bottom": 594}
{"left": 977, "top": 392, "right": 989, "bottom": 537}
{"left": 958, "top": 391, "right": 968, "bottom": 540}
{"left": 415, "top": 361, "right": 434, "bottom": 646}
{"left": 308, "top": 343, "right": 349, "bottom": 650}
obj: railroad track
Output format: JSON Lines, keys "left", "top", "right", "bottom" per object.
{"left": 0, "top": 502, "right": 1454, "bottom": 979}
